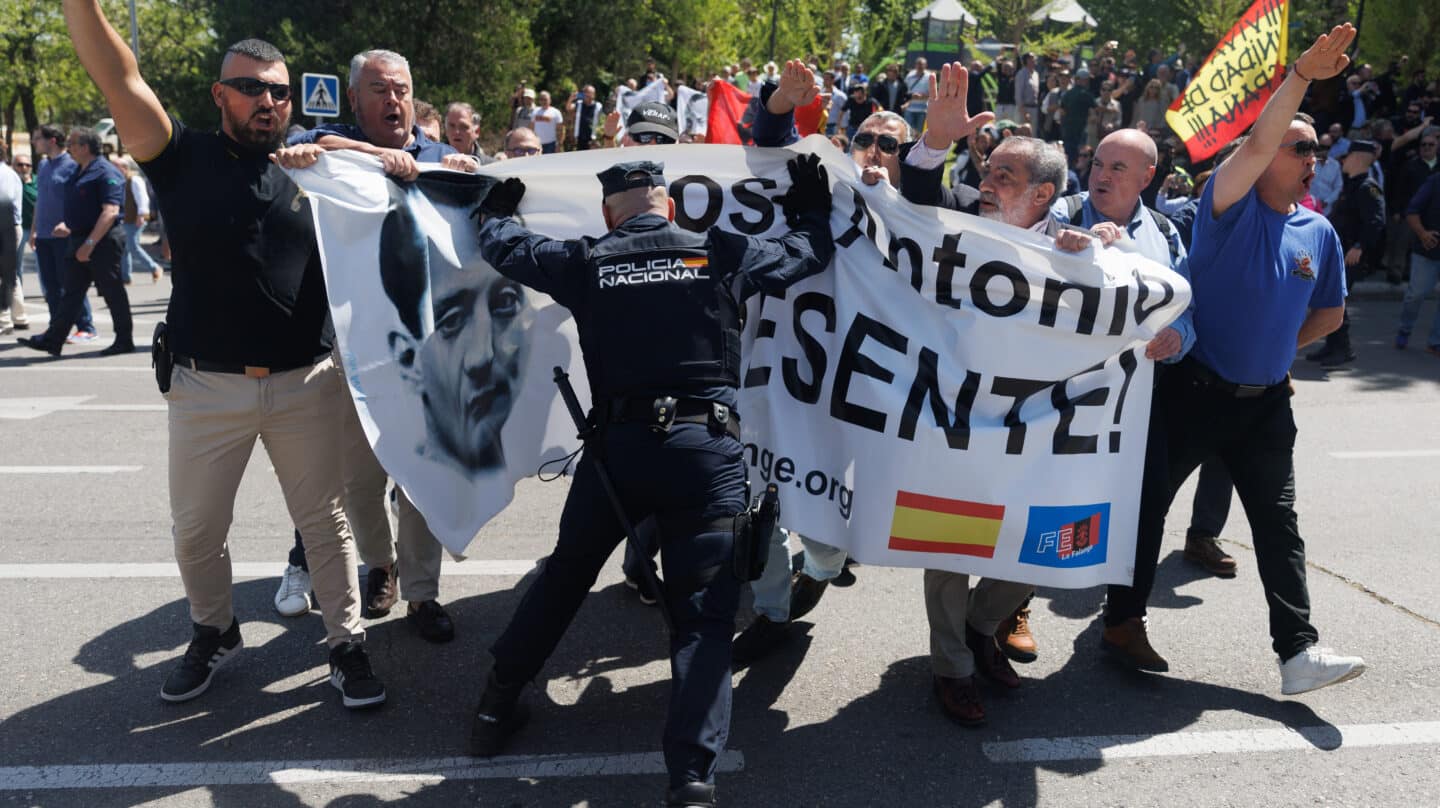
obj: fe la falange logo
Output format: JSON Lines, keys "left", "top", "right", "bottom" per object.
{"left": 1017, "top": 503, "right": 1110, "bottom": 568}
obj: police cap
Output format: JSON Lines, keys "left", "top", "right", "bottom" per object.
{"left": 626, "top": 102, "right": 680, "bottom": 140}
{"left": 598, "top": 160, "right": 666, "bottom": 198}
{"left": 1346, "top": 139, "right": 1377, "bottom": 155}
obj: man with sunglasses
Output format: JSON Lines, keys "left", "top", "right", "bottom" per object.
{"left": 1111, "top": 25, "right": 1365, "bottom": 695}
{"left": 502, "top": 127, "right": 545, "bottom": 159}
{"left": 62, "top": 0, "right": 386, "bottom": 709}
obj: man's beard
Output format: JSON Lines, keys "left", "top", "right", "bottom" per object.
{"left": 225, "top": 106, "right": 289, "bottom": 151}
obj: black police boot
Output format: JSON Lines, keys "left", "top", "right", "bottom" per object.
{"left": 470, "top": 670, "right": 529, "bottom": 757}
{"left": 1304, "top": 344, "right": 1332, "bottom": 362}
{"left": 665, "top": 781, "right": 716, "bottom": 807}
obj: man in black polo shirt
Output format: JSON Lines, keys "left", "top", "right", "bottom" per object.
{"left": 62, "top": 0, "right": 384, "bottom": 709}
{"left": 18, "top": 126, "right": 133, "bottom": 356}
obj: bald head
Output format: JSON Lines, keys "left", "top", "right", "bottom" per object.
{"left": 1088, "top": 129, "right": 1159, "bottom": 222}
{"left": 602, "top": 186, "right": 671, "bottom": 230}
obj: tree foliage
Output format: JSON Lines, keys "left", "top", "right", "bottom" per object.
{"left": 5, "top": 0, "right": 1431, "bottom": 154}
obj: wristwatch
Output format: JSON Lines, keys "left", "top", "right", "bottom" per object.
{"left": 83, "top": 238, "right": 97, "bottom": 246}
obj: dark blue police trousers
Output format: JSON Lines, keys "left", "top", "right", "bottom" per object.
{"left": 490, "top": 421, "right": 747, "bottom": 788}
{"left": 1107, "top": 360, "right": 1319, "bottom": 660}
{"left": 41, "top": 231, "right": 131, "bottom": 347}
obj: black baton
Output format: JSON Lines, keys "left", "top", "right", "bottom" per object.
{"left": 553, "top": 366, "right": 674, "bottom": 633}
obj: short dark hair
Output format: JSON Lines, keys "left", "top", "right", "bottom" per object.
{"left": 379, "top": 192, "right": 428, "bottom": 339}
{"left": 68, "top": 126, "right": 102, "bottom": 156}
{"left": 37, "top": 124, "right": 66, "bottom": 146}
{"left": 226, "top": 38, "right": 285, "bottom": 65}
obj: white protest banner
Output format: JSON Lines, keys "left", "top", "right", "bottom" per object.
{"left": 288, "top": 137, "right": 1189, "bottom": 588}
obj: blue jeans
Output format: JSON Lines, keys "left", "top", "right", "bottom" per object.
{"left": 903, "top": 108, "right": 927, "bottom": 134}
{"left": 1398, "top": 252, "right": 1440, "bottom": 348}
{"left": 121, "top": 222, "right": 161, "bottom": 282}
{"left": 750, "top": 528, "right": 848, "bottom": 622}
{"left": 35, "top": 237, "right": 94, "bottom": 334}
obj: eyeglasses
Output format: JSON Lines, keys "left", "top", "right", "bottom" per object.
{"left": 506, "top": 146, "right": 542, "bottom": 156}
{"left": 851, "top": 132, "right": 900, "bottom": 154}
{"left": 1422, "top": 141, "right": 1439, "bottom": 148}
{"left": 218, "top": 77, "right": 291, "bottom": 101}
{"left": 1280, "top": 139, "right": 1320, "bottom": 157}
{"left": 631, "top": 132, "right": 676, "bottom": 145}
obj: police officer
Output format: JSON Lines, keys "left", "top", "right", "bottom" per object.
{"left": 467, "top": 157, "right": 834, "bottom": 808}
{"left": 1309, "top": 139, "right": 1384, "bottom": 367}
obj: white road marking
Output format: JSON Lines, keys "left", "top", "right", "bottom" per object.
{"left": 1329, "top": 449, "right": 1440, "bottom": 459}
{"left": 0, "top": 560, "right": 539, "bottom": 579}
{"left": 0, "top": 465, "right": 142, "bottom": 474}
{"left": 0, "top": 366, "right": 150, "bottom": 373}
{"left": 72, "top": 404, "right": 167, "bottom": 412}
{"left": 0, "top": 397, "right": 165, "bottom": 418}
{"left": 982, "top": 721, "right": 1440, "bottom": 763}
{"left": 0, "top": 750, "right": 744, "bottom": 790}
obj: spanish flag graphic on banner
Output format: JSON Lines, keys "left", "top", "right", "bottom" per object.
{"left": 887, "top": 491, "right": 1005, "bottom": 558}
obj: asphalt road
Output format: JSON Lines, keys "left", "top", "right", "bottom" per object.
{"left": 2, "top": 279, "right": 1438, "bottom": 808}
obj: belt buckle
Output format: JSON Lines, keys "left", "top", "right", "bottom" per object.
{"left": 244, "top": 366, "right": 271, "bottom": 379}
{"left": 1235, "top": 384, "right": 1266, "bottom": 398}
{"left": 651, "top": 396, "right": 678, "bottom": 433}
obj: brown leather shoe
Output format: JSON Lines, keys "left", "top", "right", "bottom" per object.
{"left": 966, "top": 624, "right": 1021, "bottom": 689}
{"left": 932, "top": 675, "right": 985, "bottom": 726}
{"left": 1184, "top": 531, "right": 1238, "bottom": 578}
{"left": 364, "top": 564, "right": 398, "bottom": 618}
{"left": 1101, "top": 617, "right": 1170, "bottom": 672}
{"left": 995, "top": 605, "right": 1038, "bottom": 663}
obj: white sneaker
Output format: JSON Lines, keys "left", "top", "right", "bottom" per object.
{"left": 274, "top": 564, "right": 312, "bottom": 617}
{"left": 1279, "top": 646, "right": 1366, "bottom": 695}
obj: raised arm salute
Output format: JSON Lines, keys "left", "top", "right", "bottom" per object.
{"left": 58, "top": 1, "right": 387, "bottom": 710}
{"left": 1211, "top": 24, "right": 1356, "bottom": 217}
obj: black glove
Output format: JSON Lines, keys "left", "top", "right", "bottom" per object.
{"left": 479, "top": 177, "right": 526, "bottom": 219}
{"left": 777, "top": 153, "right": 831, "bottom": 225}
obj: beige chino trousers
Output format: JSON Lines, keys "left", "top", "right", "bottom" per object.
{"left": 168, "top": 357, "right": 363, "bottom": 647}
{"left": 924, "top": 570, "right": 1034, "bottom": 679}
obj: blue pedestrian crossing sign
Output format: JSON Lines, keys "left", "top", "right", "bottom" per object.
{"left": 302, "top": 73, "right": 341, "bottom": 117}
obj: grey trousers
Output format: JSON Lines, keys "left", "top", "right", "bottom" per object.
{"left": 923, "top": 570, "right": 1034, "bottom": 678}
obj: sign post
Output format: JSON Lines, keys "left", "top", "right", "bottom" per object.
{"left": 302, "top": 73, "right": 342, "bottom": 127}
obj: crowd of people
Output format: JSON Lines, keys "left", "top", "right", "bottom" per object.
{"left": 12, "top": 2, "right": 1437, "bottom": 805}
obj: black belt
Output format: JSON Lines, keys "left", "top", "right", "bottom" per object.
{"left": 604, "top": 396, "right": 741, "bottom": 440}
{"left": 1181, "top": 358, "right": 1287, "bottom": 399}
{"left": 172, "top": 352, "right": 330, "bottom": 379}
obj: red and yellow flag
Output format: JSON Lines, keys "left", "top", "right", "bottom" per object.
{"left": 705, "top": 80, "right": 827, "bottom": 145}
{"left": 1166, "top": 0, "right": 1289, "bottom": 162}
{"left": 888, "top": 491, "right": 1005, "bottom": 557}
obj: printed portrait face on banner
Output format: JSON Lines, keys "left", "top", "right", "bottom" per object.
{"left": 377, "top": 176, "right": 531, "bottom": 480}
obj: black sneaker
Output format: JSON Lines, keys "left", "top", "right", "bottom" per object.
{"left": 328, "top": 641, "right": 387, "bottom": 708}
{"left": 665, "top": 781, "right": 717, "bottom": 807}
{"left": 623, "top": 573, "right": 659, "bottom": 606}
{"left": 470, "top": 670, "right": 529, "bottom": 756}
{"left": 788, "top": 572, "right": 830, "bottom": 621}
{"left": 732, "top": 615, "right": 791, "bottom": 667}
{"left": 161, "top": 619, "right": 243, "bottom": 702}
{"left": 364, "top": 565, "right": 398, "bottom": 618}
{"left": 17, "top": 335, "right": 61, "bottom": 357}
{"left": 98, "top": 340, "right": 137, "bottom": 356}
{"left": 1320, "top": 349, "right": 1356, "bottom": 369}
{"left": 407, "top": 600, "right": 456, "bottom": 643}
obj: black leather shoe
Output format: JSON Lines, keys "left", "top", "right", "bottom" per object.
{"left": 1304, "top": 345, "right": 1331, "bottom": 362}
{"left": 470, "top": 671, "right": 529, "bottom": 757}
{"left": 665, "top": 781, "right": 716, "bottom": 807}
{"left": 98, "top": 341, "right": 137, "bottom": 356}
{"left": 18, "top": 335, "right": 61, "bottom": 357}
{"left": 407, "top": 600, "right": 455, "bottom": 643}
{"left": 731, "top": 615, "right": 791, "bottom": 667}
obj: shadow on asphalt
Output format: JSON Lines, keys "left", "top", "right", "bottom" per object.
{"left": 1290, "top": 300, "right": 1440, "bottom": 392}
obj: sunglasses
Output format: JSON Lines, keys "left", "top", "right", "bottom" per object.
{"left": 851, "top": 132, "right": 900, "bottom": 154}
{"left": 631, "top": 132, "right": 676, "bottom": 145}
{"left": 1280, "top": 139, "right": 1320, "bottom": 157}
{"left": 506, "top": 146, "right": 542, "bottom": 156}
{"left": 218, "top": 77, "right": 291, "bottom": 101}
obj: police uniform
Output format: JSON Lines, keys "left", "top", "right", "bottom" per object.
{"left": 470, "top": 160, "right": 833, "bottom": 805}
{"left": 1316, "top": 140, "right": 1385, "bottom": 363}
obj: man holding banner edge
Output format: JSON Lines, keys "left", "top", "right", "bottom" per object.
{"left": 1106, "top": 24, "right": 1365, "bottom": 695}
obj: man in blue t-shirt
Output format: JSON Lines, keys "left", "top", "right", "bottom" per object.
{"left": 1101, "top": 25, "right": 1367, "bottom": 697}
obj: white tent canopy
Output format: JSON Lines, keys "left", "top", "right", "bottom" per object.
{"left": 1029, "top": 0, "right": 1098, "bottom": 27}
{"left": 911, "top": 0, "right": 978, "bottom": 26}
